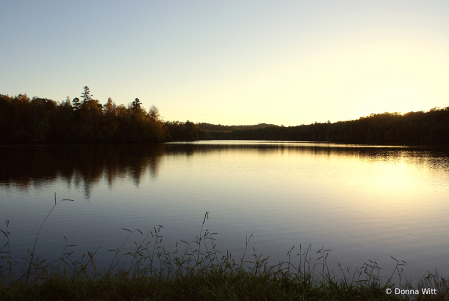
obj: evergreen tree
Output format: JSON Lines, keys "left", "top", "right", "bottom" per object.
{"left": 81, "top": 86, "right": 92, "bottom": 104}
{"left": 72, "top": 97, "right": 81, "bottom": 111}
{"left": 132, "top": 98, "right": 142, "bottom": 112}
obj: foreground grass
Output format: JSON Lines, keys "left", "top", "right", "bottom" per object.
{"left": 1, "top": 198, "right": 448, "bottom": 300}
{"left": 0, "top": 272, "right": 402, "bottom": 301}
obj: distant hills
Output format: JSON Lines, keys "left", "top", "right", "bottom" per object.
{"left": 198, "top": 123, "right": 276, "bottom": 132}
{"left": 198, "top": 109, "right": 449, "bottom": 144}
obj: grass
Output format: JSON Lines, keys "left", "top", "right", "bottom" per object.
{"left": 1, "top": 196, "right": 448, "bottom": 300}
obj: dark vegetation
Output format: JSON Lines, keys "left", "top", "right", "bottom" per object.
{"left": 0, "top": 87, "right": 200, "bottom": 143}
{"left": 198, "top": 122, "right": 276, "bottom": 132}
{"left": 1, "top": 87, "right": 449, "bottom": 144}
{"left": 200, "top": 110, "right": 449, "bottom": 144}
{"left": 2, "top": 200, "right": 448, "bottom": 300}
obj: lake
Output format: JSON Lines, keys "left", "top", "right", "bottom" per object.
{"left": 1, "top": 141, "right": 448, "bottom": 283}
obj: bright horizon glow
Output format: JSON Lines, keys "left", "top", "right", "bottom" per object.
{"left": 1, "top": 1, "right": 449, "bottom": 126}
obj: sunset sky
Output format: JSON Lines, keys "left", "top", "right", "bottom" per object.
{"left": 1, "top": 1, "right": 449, "bottom": 126}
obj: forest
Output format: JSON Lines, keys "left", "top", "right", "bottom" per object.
{"left": 1, "top": 87, "right": 449, "bottom": 144}
{"left": 0, "top": 87, "right": 200, "bottom": 143}
{"left": 200, "top": 108, "right": 449, "bottom": 144}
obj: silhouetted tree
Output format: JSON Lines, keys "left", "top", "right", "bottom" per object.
{"left": 81, "top": 86, "right": 92, "bottom": 104}
{"left": 72, "top": 97, "right": 81, "bottom": 111}
{"left": 132, "top": 98, "right": 142, "bottom": 112}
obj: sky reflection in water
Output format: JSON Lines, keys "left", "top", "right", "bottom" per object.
{"left": 1, "top": 142, "right": 448, "bottom": 282}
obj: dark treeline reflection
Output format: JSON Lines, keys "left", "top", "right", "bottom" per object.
{"left": 1, "top": 143, "right": 448, "bottom": 198}
{"left": 0, "top": 144, "right": 165, "bottom": 198}
{"left": 171, "top": 142, "right": 449, "bottom": 163}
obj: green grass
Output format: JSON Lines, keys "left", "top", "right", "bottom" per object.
{"left": 1, "top": 197, "right": 448, "bottom": 300}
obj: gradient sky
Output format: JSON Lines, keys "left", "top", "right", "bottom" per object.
{"left": 1, "top": 1, "right": 449, "bottom": 126}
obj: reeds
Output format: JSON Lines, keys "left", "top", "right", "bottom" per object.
{"left": 1, "top": 196, "right": 448, "bottom": 300}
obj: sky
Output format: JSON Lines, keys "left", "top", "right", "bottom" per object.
{"left": 1, "top": 1, "right": 449, "bottom": 126}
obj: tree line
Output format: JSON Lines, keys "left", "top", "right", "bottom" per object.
{"left": 1, "top": 87, "right": 448, "bottom": 144}
{"left": 200, "top": 109, "right": 449, "bottom": 144}
{"left": 0, "top": 87, "right": 200, "bottom": 143}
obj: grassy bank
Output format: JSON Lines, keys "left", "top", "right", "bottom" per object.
{"left": 1, "top": 199, "right": 448, "bottom": 300}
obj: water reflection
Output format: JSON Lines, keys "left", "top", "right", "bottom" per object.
{"left": 1, "top": 141, "right": 449, "bottom": 281}
{"left": 1, "top": 142, "right": 448, "bottom": 199}
{"left": 0, "top": 144, "right": 165, "bottom": 198}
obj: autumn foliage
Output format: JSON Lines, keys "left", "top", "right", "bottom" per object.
{"left": 0, "top": 87, "right": 200, "bottom": 143}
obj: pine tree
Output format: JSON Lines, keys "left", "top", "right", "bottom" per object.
{"left": 81, "top": 86, "right": 92, "bottom": 104}
{"left": 132, "top": 98, "right": 142, "bottom": 112}
{"left": 72, "top": 97, "right": 81, "bottom": 111}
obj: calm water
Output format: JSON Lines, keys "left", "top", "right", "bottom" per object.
{"left": 1, "top": 141, "right": 449, "bottom": 282}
